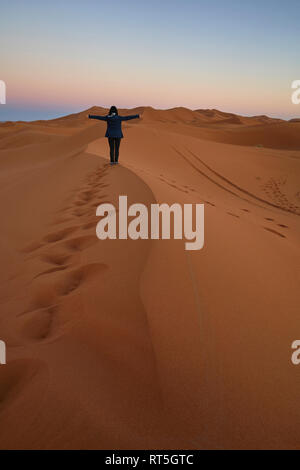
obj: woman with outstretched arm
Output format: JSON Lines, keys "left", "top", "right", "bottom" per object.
{"left": 88, "top": 106, "right": 140, "bottom": 164}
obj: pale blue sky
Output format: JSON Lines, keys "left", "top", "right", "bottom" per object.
{"left": 0, "top": 0, "right": 299, "bottom": 120}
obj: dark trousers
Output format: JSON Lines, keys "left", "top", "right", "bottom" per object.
{"left": 108, "top": 137, "right": 121, "bottom": 163}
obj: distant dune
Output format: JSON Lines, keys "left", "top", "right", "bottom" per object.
{"left": 0, "top": 106, "right": 299, "bottom": 449}
{"left": 1, "top": 106, "right": 299, "bottom": 150}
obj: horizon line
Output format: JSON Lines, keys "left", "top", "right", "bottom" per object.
{"left": 1, "top": 104, "right": 300, "bottom": 123}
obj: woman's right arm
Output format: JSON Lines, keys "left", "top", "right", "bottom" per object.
{"left": 88, "top": 114, "right": 107, "bottom": 121}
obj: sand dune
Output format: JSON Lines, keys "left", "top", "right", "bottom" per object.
{"left": 0, "top": 129, "right": 64, "bottom": 150}
{"left": 0, "top": 106, "right": 299, "bottom": 449}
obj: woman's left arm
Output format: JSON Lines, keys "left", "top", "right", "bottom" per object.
{"left": 120, "top": 114, "right": 140, "bottom": 121}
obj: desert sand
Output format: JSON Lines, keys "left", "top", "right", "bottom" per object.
{"left": 0, "top": 106, "right": 299, "bottom": 449}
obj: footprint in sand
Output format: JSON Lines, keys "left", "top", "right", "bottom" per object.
{"left": 21, "top": 305, "right": 58, "bottom": 341}
{"left": 42, "top": 226, "right": 78, "bottom": 244}
{"left": 0, "top": 359, "right": 47, "bottom": 409}
{"left": 158, "top": 175, "right": 189, "bottom": 194}
{"left": 33, "top": 265, "right": 69, "bottom": 280}
{"left": 31, "top": 250, "right": 72, "bottom": 280}
{"left": 20, "top": 241, "right": 43, "bottom": 254}
{"left": 96, "top": 194, "right": 109, "bottom": 200}
{"left": 227, "top": 212, "right": 240, "bottom": 218}
{"left": 263, "top": 227, "right": 286, "bottom": 238}
{"left": 83, "top": 220, "right": 97, "bottom": 230}
{"left": 56, "top": 263, "right": 108, "bottom": 297}
{"left": 20, "top": 263, "right": 107, "bottom": 340}
{"left": 22, "top": 284, "right": 58, "bottom": 315}
{"left": 72, "top": 208, "right": 87, "bottom": 218}
{"left": 41, "top": 252, "right": 70, "bottom": 266}
{"left": 79, "top": 190, "right": 93, "bottom": 201}
{"left": 73, "top": 200, "right": 86, "bottom": 207}
{"left": 63, "top": 235, "right": 98, "bottom": 252}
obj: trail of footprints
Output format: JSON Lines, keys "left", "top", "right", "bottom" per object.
{"left": 132, "top": 166, "right": 292, "bottom": 240}
{"left": 262, "top": 177, "right": 300, "bottom": 214}
{"left": 20, "top": 164, "right": 110, "bottom": 343}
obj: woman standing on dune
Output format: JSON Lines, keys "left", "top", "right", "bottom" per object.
{"left": 88, "top": 106, "right": 140, "bottom": 165}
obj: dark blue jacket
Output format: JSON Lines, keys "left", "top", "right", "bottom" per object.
{"left": 88, "top": 113, "right": 140, "bottom": 138}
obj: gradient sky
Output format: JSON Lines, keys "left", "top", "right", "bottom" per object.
{"left": 0, "top": 0, "right": 299, "bottom": 121}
